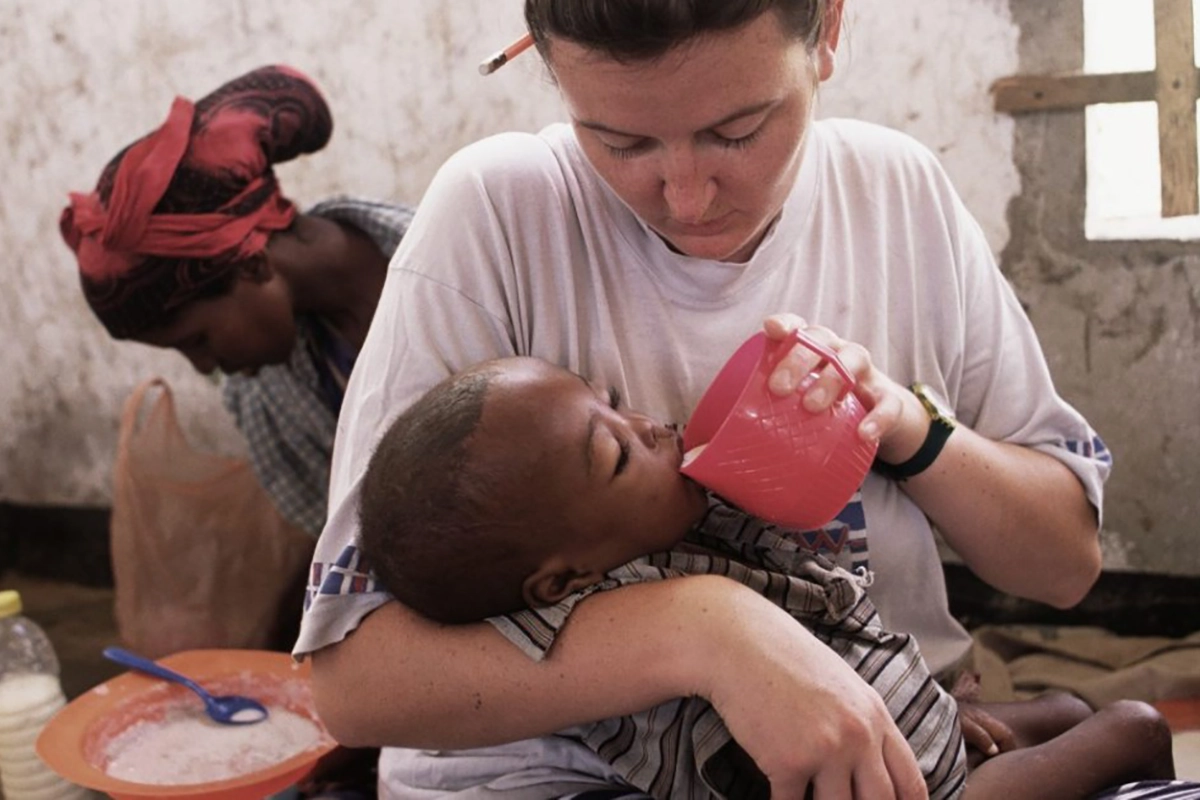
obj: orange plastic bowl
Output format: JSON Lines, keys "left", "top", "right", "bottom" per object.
{"left": 36, "top": 649, "right": 338, "bottom": 800}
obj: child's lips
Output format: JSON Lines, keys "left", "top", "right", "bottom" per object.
{"left": 671, "top": 431, "right": 686, "bottom": 467}
{"left": 680, "top": 443, "right": 707, "bottom": 469}
{"left": 672, "top": 432, "right": 709, "bottom": 473}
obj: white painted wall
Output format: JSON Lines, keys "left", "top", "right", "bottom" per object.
{"left": 1, "top": 0, "right": 1019, "bottom": 506}
{"left": 825, "top": 1, "right": 1020, "bottom": 250}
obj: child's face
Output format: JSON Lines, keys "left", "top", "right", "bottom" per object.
{"left": 482, "top": 359, "right": 709, "bottom": 570}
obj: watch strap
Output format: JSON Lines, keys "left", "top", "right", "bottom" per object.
{"left": 873, "top": 385, "right": 955, "bottom": 481}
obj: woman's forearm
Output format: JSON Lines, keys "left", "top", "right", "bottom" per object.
{"left": 311, "top": 576, "right": 739, "bottom": 749}
{"left": 311, "top": 574, "right": 927, "bottom": 798}
{"left": 903, "top": 423, "right": 1101, "bottom": 608}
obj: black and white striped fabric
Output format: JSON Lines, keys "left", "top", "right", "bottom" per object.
{"left": 1092, "top": 781, "right": 1200, "bottom": 799}
{"left": 491, "top": 497, "right": 968, "bottom": 800}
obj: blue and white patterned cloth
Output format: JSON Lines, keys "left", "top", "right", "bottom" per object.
{"left": 223, "top": 196, "right": 414, "bottom": 537}
{"left": 489, "top": 495, "right": 967, "bottom": 800}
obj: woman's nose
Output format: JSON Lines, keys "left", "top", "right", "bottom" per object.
{"left": 661, "top": 148, "right": 716, "bottom": 224}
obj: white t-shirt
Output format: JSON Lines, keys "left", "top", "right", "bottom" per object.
{"left": 295, "top": 119, "right": 1110, "bottom": 797}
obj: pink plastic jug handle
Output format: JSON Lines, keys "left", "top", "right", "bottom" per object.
{"left": 773, "top": 328, "right": 857, "bottom": 387}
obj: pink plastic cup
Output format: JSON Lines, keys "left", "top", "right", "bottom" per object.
{"left": 681, "top": 330, "right": 879, "bottom": 530}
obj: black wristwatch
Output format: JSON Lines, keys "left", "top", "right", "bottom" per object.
{"left": 873, "top": 383, "right": 956, "bottom": 481}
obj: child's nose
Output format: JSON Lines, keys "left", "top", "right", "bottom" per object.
{"left": 632, "top": 416, "right": 673, "bottom": 449}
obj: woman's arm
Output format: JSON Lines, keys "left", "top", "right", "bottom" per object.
{"left": 311, "top": 574, "right": 928, "bottom": 799}
{"left": 893, "top": 403, "right": 1100, "bottom": 608}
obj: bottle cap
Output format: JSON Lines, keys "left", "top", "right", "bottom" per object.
{"left": 0, "top": 590, "right": 21, "bottom": 619}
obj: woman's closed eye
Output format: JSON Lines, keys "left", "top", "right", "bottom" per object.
{"left": 600, "top": 130, "right": 762, "bottom": 159}
{"left": 708, "top": 114, "right": 768, "bottom": 150}
{"left": 599, "top": 137, "right": 651, "bottom": 160}
{"left": 710, "top": 127, "right": 763, "bottom": 150}
{"left": 613, "top": 438, "right": 631, "bottom": 478}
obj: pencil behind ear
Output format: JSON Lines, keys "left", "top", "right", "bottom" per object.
{"left": 522, "top": 559, "right": 605, "bottom": 607}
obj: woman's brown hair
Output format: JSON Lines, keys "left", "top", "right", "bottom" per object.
{"left": 524, "top": 0, "right": 828, "bottom": 62}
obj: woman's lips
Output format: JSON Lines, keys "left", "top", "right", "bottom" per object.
{"left": 666, "top": 211, "right": 733, "bottom": 237}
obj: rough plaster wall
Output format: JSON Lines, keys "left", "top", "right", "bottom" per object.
{"left": 2, "top": 0, "right": 1021, "bottom": 508}
{"left": 10, "top": 0, "right": 1177, "bottom": 577}
{"left": 1003, "top": 2, "right": 1200, "bottom": 575}
{"left": 1, "top": 0, "right": 559, "bottom": 506}
{"left": 823, "top": 0, "right": 1020, "bottom": 254}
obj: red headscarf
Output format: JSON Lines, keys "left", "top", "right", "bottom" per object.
{"left": 61, "top": 65, "right": 332, "bottom": 338}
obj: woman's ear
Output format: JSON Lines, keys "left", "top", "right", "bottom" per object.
{"left": 816, "top": 0, "right": 845, "bottom": 81}
{"left": 522, "top": 560, "right": 605, "bottom": 607}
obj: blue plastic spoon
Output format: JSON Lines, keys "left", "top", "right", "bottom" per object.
{"left": 102, "top": 646, "right": 269, "bottom": 725}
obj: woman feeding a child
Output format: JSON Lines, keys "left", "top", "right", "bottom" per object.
{"left": 295, "top": 0, "right": 1133, "bottom": 797}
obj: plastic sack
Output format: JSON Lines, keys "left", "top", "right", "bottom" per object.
{"left": 110, "top": 378, "right": 316, "bottom": 658}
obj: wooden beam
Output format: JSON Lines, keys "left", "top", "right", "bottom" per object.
{"left": 1155, "top": 0, "right": 1198, "bottom": 216}
{"left": 991, "top": 71, "right": 1161, "bottom": 114}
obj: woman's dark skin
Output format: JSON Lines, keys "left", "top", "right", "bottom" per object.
{"left": 135, "top": 215, "right": 390, "bottom": 375}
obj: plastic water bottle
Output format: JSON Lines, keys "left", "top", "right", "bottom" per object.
{"left": 0, "top": 590, "right": 90, "bottom": 799}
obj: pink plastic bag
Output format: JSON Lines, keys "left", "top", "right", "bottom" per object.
{"left": 110, "top": 378, "right": 314, "bottom": 658}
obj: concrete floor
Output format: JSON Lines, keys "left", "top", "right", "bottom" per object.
{"left": 5, "top": 569, "right": 1200, "bottom": 788}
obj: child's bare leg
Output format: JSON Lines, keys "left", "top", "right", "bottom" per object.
{"left": 963, "top": 699, "right": 1175, "bottom": 800}
{"left": 979, "top": 692, "right": 1095, "bottom": 746}
{"left": 960, "top": 691, "right": 1093, "bottom": 767}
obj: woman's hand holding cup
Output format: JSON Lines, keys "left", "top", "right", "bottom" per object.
{"left": 762, "top": 313, "right": 928, "bottom": 465}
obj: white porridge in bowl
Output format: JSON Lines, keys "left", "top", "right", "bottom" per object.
{"left": 103, "top": 705, "right": 324, "bottom": 785}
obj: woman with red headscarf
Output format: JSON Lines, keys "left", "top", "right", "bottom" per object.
{"left": 61, "top": 65, "right": 415, "bottom": 540}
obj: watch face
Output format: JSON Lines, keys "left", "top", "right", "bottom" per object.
{"left": 913, "top": 382, "right": 956, "bottom": 422}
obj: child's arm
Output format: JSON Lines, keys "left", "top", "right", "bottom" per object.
{"left": 950, "top": 671, "right": 1017, "bottom": 761}
{"left": 957, "top": 703, "right": 1016, "bottom": 762}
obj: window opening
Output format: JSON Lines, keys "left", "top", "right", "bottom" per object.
{"left": 992, "top": 0, "right": 1200, "bottom": 240}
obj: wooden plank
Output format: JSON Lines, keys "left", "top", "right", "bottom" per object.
{"left": 1155, "top": 0, "right": 1199, "bottom": 216}
{"left": 991, "top": 71, "right": 1159, "bottom": 113}
{"left": 993, "top": 1, "right": 1200, "bottom": 219}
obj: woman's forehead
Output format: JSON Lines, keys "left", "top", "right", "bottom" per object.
{"left": 548, "top": 16, "right": 808, "bottom": 135}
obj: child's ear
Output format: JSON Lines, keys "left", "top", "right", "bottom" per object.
{"left": 236, "top": 252, "right": 273, "bottom": 284}
{"left": 522, "top": 560, "right": 604, "bottom": 608}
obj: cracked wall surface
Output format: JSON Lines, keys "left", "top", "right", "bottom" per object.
{"left": 2, "top": 0, "right": 1191, "bottom": 574}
